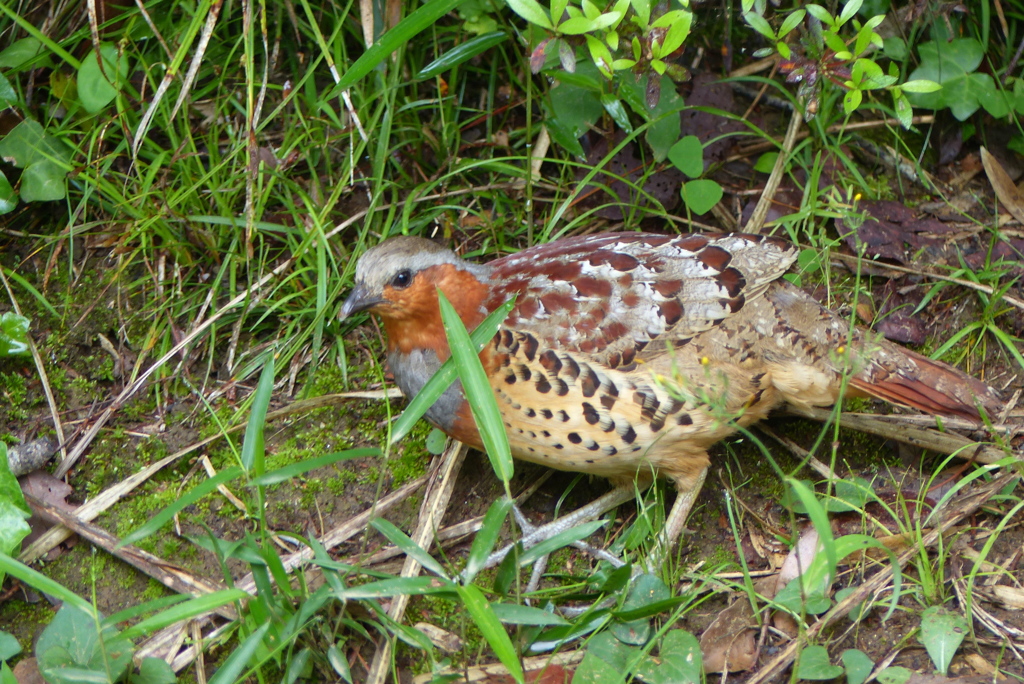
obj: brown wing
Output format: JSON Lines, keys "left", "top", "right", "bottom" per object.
{"left": 484, "top": 232, "right": 799, "bottom": 370}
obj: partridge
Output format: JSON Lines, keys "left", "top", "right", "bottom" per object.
{"left": 340, "top": 231, "right": 1001, "bottom": 556}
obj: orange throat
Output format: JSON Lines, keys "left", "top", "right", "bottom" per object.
{"left": 378, "top": 263, "right": 491, "bottom": 362}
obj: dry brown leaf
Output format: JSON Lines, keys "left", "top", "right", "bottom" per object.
{"left": 905, "top": 675, "right": 996, "bottom": 684}
{"left": 12, "top": 658, "right": 45, "bottom": 684}
{"left": 700, "top": 575, "right": 776, "bottom": 672}
{"left": 981, "top": 146, "right": 1024, "bottom": 225}
{"left": 975, "top": 584, "right": 1024, "bottom": 610}
{"left": 414, "top": 622, "right": 464, "bottom": 654}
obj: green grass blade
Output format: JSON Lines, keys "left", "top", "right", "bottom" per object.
{"left": 463, "top": 497, "right": 513, "bottom": 583}
{"left": 518, "top": 520, "right": 609, "bottom": 566}
{"left": 456, "top": 584, "right": 525, "bottom": 683}
{"left": 438, "top": 290, "right": 513, "bottom": 486}
{"left": 416, "top": 32, "right": 509, "bottom": 80}
{"left": 929, "top": 322, "right": 982, "bottom": 361}
{"left": 784, "top": 478, "right": 837, "bottom": 576}
{"left": 120, "top": 467, "right": 243, "bottom": 546}
{"left": 102, "top": 595, "right": 190, "bottom": 628}
{"left": 249, "top": 448, "right": 380, "bottom": 486}
{"left": 0, "top": 552, "right": 96, "bottom": 617}
{"left": 832, "top": 534, "right": 902, "bottom": 622}
{"left": 987, "top": 324, "right": 1024, "bottom": 371}
{"left": 390, "top": 296, "right": 515, "bottom": 444}
{"left": 332, "top": 0, "right": 474, "bottom": 94}
{"left": 2, "top": 268, "right": 58, "bottom": 318}
{"left": 336, "top": 576, "right": 457, "bottom": 599}
{"left": 117, "top": 589, "right": 250, "bottom": 641}
{"left": 490, "top": 603, "right": 568, "bottom": 626}
{"left": 207, "top": 622, "right": 271, "bottom": 684}
{"left": 370, "top": 519, "right": 449, "bottom": 579}
{"left": 241, "top": 356, "right": 275, "bottom": 475}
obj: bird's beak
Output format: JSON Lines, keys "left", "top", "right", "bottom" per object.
{"left": 339, "top": 283, "right": 383, "bottom": 321}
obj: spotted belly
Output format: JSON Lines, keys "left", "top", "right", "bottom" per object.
{"left": 488, "top": 332, "right": 773, "bottom": 482}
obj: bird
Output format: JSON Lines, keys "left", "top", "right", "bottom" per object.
{"left": 340, "top": 231, "right": 1002, "bottom": 564}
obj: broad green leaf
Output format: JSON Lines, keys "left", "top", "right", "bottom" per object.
{"left": 616, "top": 74, "right": 683, "bottom": 159}
{"left": 918, "top": 606, "right": 968, "bottom": 674}
{"left": 778, "top": 10, "right": 805, "bottom": 39}
{"left": 680, "top": 179, "right": 722, "bottom": 215}
{"left": 667, "top": 135, "right": 703, "bottom": 178}
{"left": 574, "top": 632, "right": 643, "bottom": 683}
{"left": 635, "top": 629, "right": 702, "bottom": 683}
{"left": 601, "top": 94, "right": 633, "bottom": 133}
{"left": 327, "top": 643, "right": 353, "bottom": 682}
{"left": 0, "top": 74, "right": 16, "bottom": 108}
{"left": 0, "top": 120, "right": 70, "bottom": 168}
{"left": 0, "top": 313, "right": 29, "bottom": 357}
{"left": 0, "top": 37, "right": 43, "bottom": 70}
{"left": 877, "top": 666, "right": 914, "bottom": 684}
{"left": 560, "top": 13, "right": 619, "bottom": 34}
{"left": 838, "top": 0, "right": 862, "bottom": 25}
{"left": 804, "top": 4, "right": 833, "bottom": 23}
{"left": 653, "top": 11, "right": 691, "bottom": 56}
{"left": 0, "top": 442, "right": 29, "bottom": 578}
{"left": 0, "top": 632, "right": 20, "bottom": 661}
{"left": 425, "top": 428, "right": 448, "bottom": 454}
{"left": 37, "top": 604, "right": 133, "bottom": 684}
{"left": 546, "top": 81, "right": 604, "bottom": 155}
{"left": 585, "top": 35, "right": 614, "bottom": 77}
{"left": 505, "top": 0, "right": 552, "bottom": 28}
{"left": 631, "top": 0, "right": 650, "bottom": 27}
{"left": 901, "top": 79, "right": 941, "bottom": 93}
{"left": 754, "top": 151, "right": 778, "bottom": 173}
{"left": 20, "top": 160, "right": 66, "bottom": 202}
{"left": 907, "top": 38, "right": 989, "bottom": 120}
{"left": 743, "top": 11, "right": 775, "bottom": 40}
{"left": 844, "top": 88, "right": 863, "bottom": 114}
{"left": 612, "top": 573, "right": 669, "bottom": 645}
{"left": 825, "top": 32, "right": 849, "bottom": 57}
{"left": 0, "top": 172, "right": 16, "bottom": 213}
{"left": 883, "top": 36, "right": 907, "bottom": 60}
{"left": 77, "top": 43, "right": 128, "bottom": 113}
{"left": 797, "top": 645, "right": 843, "bottom": 680}
{"left": 551, "top": 0, "right": 569, "bottom": 24}
{"left": 131, "top": 657, "right": 177, "bottom": 684}
{"left": 842, "top": 648, "right": 874, "bottom": 684}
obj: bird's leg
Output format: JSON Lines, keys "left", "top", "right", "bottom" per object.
{"left": 643, "top": 466, "right": 709, "bottom": 573}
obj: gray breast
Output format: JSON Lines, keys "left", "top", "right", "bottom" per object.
{"left": 388, "top": 348, "right": 465, "bottom": 431}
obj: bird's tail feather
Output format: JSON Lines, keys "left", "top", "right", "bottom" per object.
{"left": 850, "top": 342, "right": 1001, "bottom": 423}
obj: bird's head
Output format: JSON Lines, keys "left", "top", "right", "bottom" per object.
{"left": 340, "top": 236, "right": 492, "bottom": 353}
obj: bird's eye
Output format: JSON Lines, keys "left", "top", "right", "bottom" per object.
{"left": 390, "top": 270, "right": 413, "bottom": 289}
